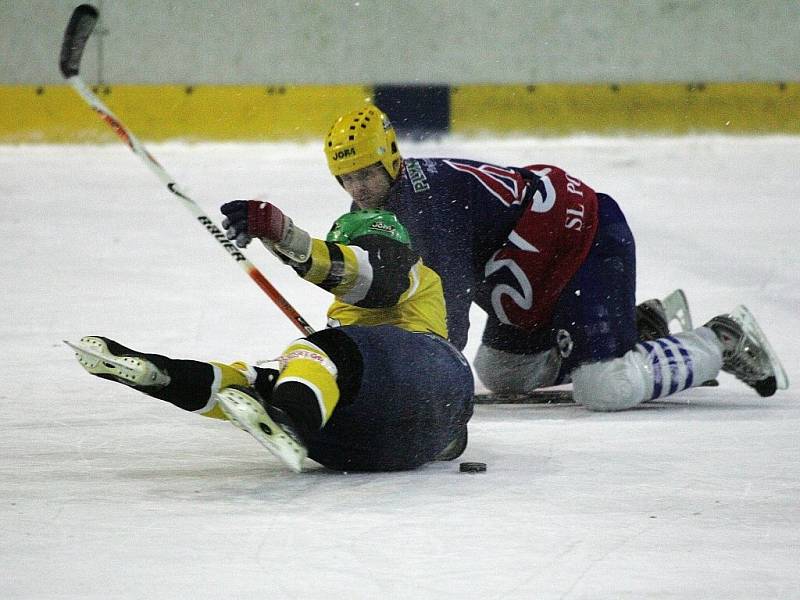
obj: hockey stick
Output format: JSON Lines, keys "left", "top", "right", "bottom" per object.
{"left": 472, "top": 390, "right": 574, "bottom": 405}
{"left": 59, "top": 4, "right": 315, "bottom": 336}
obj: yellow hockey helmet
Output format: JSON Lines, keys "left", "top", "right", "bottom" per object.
{"left": 324, "top": 105, "right": 402, "bottom": 180}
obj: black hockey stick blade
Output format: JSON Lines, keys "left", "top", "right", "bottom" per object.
{"left": 473, "top": 390, "right": 574, "bottom": 405}
{"left": 59, "top": 4, "right": 99, "bottom": 77}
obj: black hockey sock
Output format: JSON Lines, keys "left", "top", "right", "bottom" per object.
{"left": 252, "top": 367, "right": 279, "bottom": 401}
{"left": 147, "top": 358, "right": 217, "bottom": 412}
{"left": 154, "top": 362, "right": 280, "bottom": 415}
{"left": 269, "top": 380, "right": 322, "bottom": 441}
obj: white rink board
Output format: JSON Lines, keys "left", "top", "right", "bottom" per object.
{"left": 1, "top": 136, "right": 799, "bottom": 599}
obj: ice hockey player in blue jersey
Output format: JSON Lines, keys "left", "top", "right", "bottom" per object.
{"left": 68, "top": 208, "right": 474, "bottom": 472}
{"left": 321, "top": 104, "right": 788, "bottom": 411}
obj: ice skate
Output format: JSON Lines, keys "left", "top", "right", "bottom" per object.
{"left": 662, "top": 288, "right": 693, "bottom": 330}
{"left": 215, "top": 385, "right": 308, "bottom": 473}
{"left": 637, "top": 290, "right": 719, "bottom": 387}
{"left": 636, "top": 298, "right": 669, "bottom": 341}
{"left": 705, "top": 306, "right": 789, "bottom": 397}
{"left": 65, "top": 336, "right": 171, "bottom": 392}
{"left": 637, "top": 289, "right": 693, "bottom": 341}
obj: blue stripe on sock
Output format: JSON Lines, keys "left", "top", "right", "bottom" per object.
{"left": 640, "top": 342, "right": 663, "bottom": 398}
{"left": 668, "top": 335, "right": 694, "bottom": 389}
{"left": 656, "top": 339, "right": 681, "bottom": 395}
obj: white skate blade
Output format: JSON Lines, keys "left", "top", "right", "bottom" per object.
{"left": 729, "top": 306, "right": 789, "bottom": 390}
{"left": 64, "top": 338, "right": 170, "bottom": 388}
{"left": 215, "top": 388, "right": 307, "bottom": 473}
{"left": 662, "top": 289, "right": 693, "bottom": 331}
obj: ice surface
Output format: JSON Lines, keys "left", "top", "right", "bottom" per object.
{"left": 1, "top": 136, "right": 798, "bottom": 599}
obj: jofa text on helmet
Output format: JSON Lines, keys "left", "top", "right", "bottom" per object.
{"left": 333, "top": 148, "right": 356, "bottom": 160}
{"left": 370, "top": 221, "right": 396, "bottom": 233}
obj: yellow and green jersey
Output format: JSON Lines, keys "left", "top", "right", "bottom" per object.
{"left": 290, "top": 237, "right": 448, "bottom": 339}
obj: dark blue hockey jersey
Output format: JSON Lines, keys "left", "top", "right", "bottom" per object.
{"left": 378, "top": 157, "right": 599, "bottom": 350}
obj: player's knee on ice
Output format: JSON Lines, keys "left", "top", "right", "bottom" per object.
{"left": 474, "top": 344, "right": 560, "bottom": 394}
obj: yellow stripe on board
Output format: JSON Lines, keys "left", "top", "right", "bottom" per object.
{"left": 2, "top": 83, "right": 798, "bottom": 142}
{"left": 451, "top": 83, "right": 800, "bottom": 135}
{"left": 0, "top": 84, "right": 372, "bottom": 143}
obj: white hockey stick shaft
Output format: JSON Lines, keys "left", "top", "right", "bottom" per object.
{"left": 60, "top": 5, "right": 315, "bottom": 336}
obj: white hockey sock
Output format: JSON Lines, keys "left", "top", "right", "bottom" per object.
{"left": 636, "top": 328, "right": 722, "bottom": 401}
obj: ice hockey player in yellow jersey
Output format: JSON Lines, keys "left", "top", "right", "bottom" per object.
{"left": 69, "top": 207, "right": 473, "bottom": 473}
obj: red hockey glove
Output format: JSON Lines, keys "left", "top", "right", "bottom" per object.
{"left": 221, "top": 200, "right": 288, "bottom": 247}
{"left": 220, "top": 200, "right": 311, "bottom": 262}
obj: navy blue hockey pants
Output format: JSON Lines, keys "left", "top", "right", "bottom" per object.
{"left": 481, "top": 193, "right": 638, "bottom": 381}
{"left": 304, "top": 325, "right": 474, "bottom": 472}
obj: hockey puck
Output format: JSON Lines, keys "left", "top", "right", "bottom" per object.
{"left": 459, "top": 461, "right": 487, "bottom": 473}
